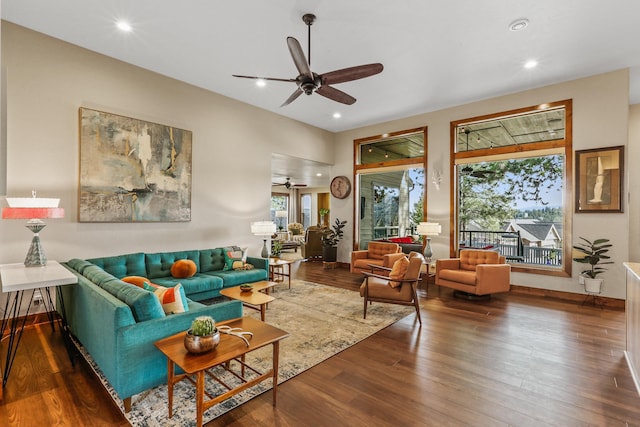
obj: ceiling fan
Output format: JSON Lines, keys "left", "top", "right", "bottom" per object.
{"left": 272, "top": 177, "right": 307, "bottom": 189}
{"left": 233, "top": 13, "right": 383, "bottom": 107}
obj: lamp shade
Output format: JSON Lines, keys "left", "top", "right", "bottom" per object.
{"left": 2, "top": 207, "right": 65, "bottom": 219}
{"left": 251, "top": 221, "right": 277, "bottom": 236}
{"left": 275, "top": 210, "right": 288, "bottom": 218}
{"left": 416, "top": 222, "right": 441, "bottom": 236}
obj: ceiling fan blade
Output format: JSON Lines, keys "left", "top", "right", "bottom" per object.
{"left": 280, "top": 88, "right": 304, "bottom": 107}
{"left": 232, "top": 74, "right": 296, "bottom": 83}
{"left": 316, "top": 85, "right": 356, "bottom": 105}
{"left": 286, "top": 37, "right": 313, "bottom": 79}
{"left": 321, "top": 63, "right": 384, "bottom": 85}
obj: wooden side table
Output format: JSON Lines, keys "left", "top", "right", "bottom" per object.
{"left": 268, "top": 258, "right": 295, "bottom": 288}
{"left": 155, "top": 317, "right": 289, "bottom": 427}
{"left": 0, "top": 261, "right": 78, "bottom": 400}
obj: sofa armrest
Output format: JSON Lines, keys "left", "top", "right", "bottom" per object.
{"left": 351, "top": 250, "right": 369, "bottom": 262}
{"left": 436, "top": 258, "right": 460, "bottom": 274}
{"left": 475, "top": 264, "right": 511, "bottom": 294}
{"left": 248, "top": 256, "right": 267, "bottom": 270}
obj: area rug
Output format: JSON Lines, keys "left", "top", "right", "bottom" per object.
{"left": 77, "top": 280, "right": 413, "bottom": 426}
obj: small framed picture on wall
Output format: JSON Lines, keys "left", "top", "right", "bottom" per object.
{"left": 575, "top": 145, "right": 624, "bottom": 213}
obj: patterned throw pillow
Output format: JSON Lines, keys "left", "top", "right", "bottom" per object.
{"left": 143, "top": 282, "right": 188, "bottom": 315}
{"left": 223, "top": 246, "right": 248, "bottom": 271}
{"left": 121, "top": 276, "right": 150, "bottom": 288}
{"left": 170, "top": 259, "right": 197, "bottom": 278}
{"left": 388, "top": 256, "right": 410, "bottom": 288}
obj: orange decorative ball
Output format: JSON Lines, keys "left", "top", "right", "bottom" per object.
{"left": 171, "top": 259, "right": 197, "bottom": 278}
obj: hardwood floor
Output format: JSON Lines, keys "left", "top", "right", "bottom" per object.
{"left": 1, "top": 260, "right": 639, "bottom": 426}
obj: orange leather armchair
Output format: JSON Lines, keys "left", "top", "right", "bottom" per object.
{"left": 360, "top": 256, "right": 424, "bottom": 324}
{"left": 435, "top": 249, "right": 511, "bottom": 298}
{"left": 350, "top": 241, "right": 402, "bottom": 273}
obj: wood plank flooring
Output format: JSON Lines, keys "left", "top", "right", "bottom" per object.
{"left": 1, "top": 260, "right": 639, "bottom": 426}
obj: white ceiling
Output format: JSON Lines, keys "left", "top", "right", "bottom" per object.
{"left": 3, "top": 0, "right": 640, "bottom": 134}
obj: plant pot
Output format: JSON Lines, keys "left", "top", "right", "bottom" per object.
{"left": 322, "top": 246, "right": 337, "bottom": 262}
{"left": 184, "top": 329, "right": 220, "bottom": 354}
{"left": 583, "top": 277, "right": 603, "bottom": 294}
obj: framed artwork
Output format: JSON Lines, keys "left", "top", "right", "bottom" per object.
{"left": 575, "top": 146, "right": 624, "bottom": 213}
{"left": 79, "top": 107, "right": 192, "bottom": 222}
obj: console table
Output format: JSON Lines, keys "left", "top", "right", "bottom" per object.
{"left": 624, "top": 262, "right": 640, "bottom": 396}
{"left": 0, "top": 261, "right": 78, "bottom": 400}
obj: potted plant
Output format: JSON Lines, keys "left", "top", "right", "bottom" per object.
{"left": 271, "top": 240, "right": 283, "bottom": 258}
{"left": 572, "top": 237, "right": 613, "bottom": 294}
{"left": 321, "top": 218, "right": 347, "bottom": 262}
{"left": 319, "top": 208, "right": 330, "bottom": 226}
{"left": 184, "top": 316, "right": 220, "bottom": 354}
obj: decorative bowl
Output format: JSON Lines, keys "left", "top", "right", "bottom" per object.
{"left": 239, "top": 284, "right": 254, "bottom": 293}
{"left": 184, "top": 329, "right": 220, "bottom": 354}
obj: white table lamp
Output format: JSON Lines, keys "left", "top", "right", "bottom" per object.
{"left": 416, "top": 222, "right": 441, "bottom": 263}
{"left": 251, "top": 221, "right": 277, "bottom": 258}
{"left": 2, "top": 193, "right": 64, "bottom": 267}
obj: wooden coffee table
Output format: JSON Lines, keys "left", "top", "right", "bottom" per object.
{"left": 219, "top": 281, "right": 276, "bottom": 321}
{"left": 155, "top": 317, "right": 289, "bottom": 427}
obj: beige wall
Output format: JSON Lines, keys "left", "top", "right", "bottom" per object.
{"left": 334, "top": 70, "right": 633, "bottom": 299}
{"left": 0, "top": 22, "right": 333, "bottom": 263}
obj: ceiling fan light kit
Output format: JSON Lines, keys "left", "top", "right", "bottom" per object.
{"left": 272, "top": 177, "right": 307, "bottom": 189}
{"left": 233, "top": 13, "right": 383, "bottom": 107}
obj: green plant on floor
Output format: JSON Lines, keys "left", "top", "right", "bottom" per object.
{"left": 572, "top": 237, "right": 613, "bottom": 279}
{"left": 190, "top": 316, "right": 216, "bottom": 336}
{"left": 322, "top": 218, "right": 347, "bottom": 248}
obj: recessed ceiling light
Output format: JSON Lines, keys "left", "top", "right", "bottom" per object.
{"left": 116, "top": 21, "right": 132, "bottom": 32}
{"left": 316, "top": 173, "right": 322, "bottom": 177}
{"left": 255, "top": 79, "right": 266, "bottom": 88}
{"left": 509, "top": 18, "right": 529, "bottom": 32}
{"left": 524, "top": 59, "right": 538, "bottom": 69}
{"left": 333, "top": 112, "right": 341, "bottom": 119}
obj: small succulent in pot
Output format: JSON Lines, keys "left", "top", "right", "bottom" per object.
{"left": 185, "top": 316, "right": 220, "bottom": 354}
{"left": 190, "top": 316, "right": 216, "bottom": 336}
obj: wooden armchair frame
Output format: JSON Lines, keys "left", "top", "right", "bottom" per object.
{"left": 360, "top": 258, "right": 423, "bottom": 324}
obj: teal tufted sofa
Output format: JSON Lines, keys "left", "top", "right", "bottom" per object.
{"left": 59, "top": 248, "right": 268, "bottom": 411}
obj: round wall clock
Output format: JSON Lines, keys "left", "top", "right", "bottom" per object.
{"left": 330, "top": 176, "right": 351, "bottom": 199}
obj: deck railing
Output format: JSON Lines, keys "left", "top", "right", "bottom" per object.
{"left": 459, "top": 230, "right": 562, "bottom": 266}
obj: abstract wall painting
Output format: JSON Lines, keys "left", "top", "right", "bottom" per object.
{"left": 79, "top": 108, "right": 192, "bottom": 222}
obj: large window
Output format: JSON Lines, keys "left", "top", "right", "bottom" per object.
{"left": 451, "top": 100, "right": 572, "bottom": 276}
{"left": 299, "top": 193, "right": 311, "bottom": 229}
{"left": 270, "top": 193, "right": 288, "bottom": 230}
{"left": 354, "top": 127, "right": 427, "bottom": 249}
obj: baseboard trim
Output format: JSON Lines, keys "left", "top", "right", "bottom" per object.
{"left": 510, "top": 284, "right": 625, "bottom": 310}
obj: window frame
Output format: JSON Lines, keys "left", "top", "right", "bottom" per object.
{"left": 450, "top": 100, "right": 573, "bottom": 277}
{"left": 353, "top": 127, "right": 428, "bottom": 250}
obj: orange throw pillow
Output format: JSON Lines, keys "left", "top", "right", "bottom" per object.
{"left": 121, "top": 276, "right": 150, "bottom": 288}
{"left": 171, "top": 259, "right": 197, "bottom": 278}
{"left": 389, "top": 257, "right": 410, "bottom": 288}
